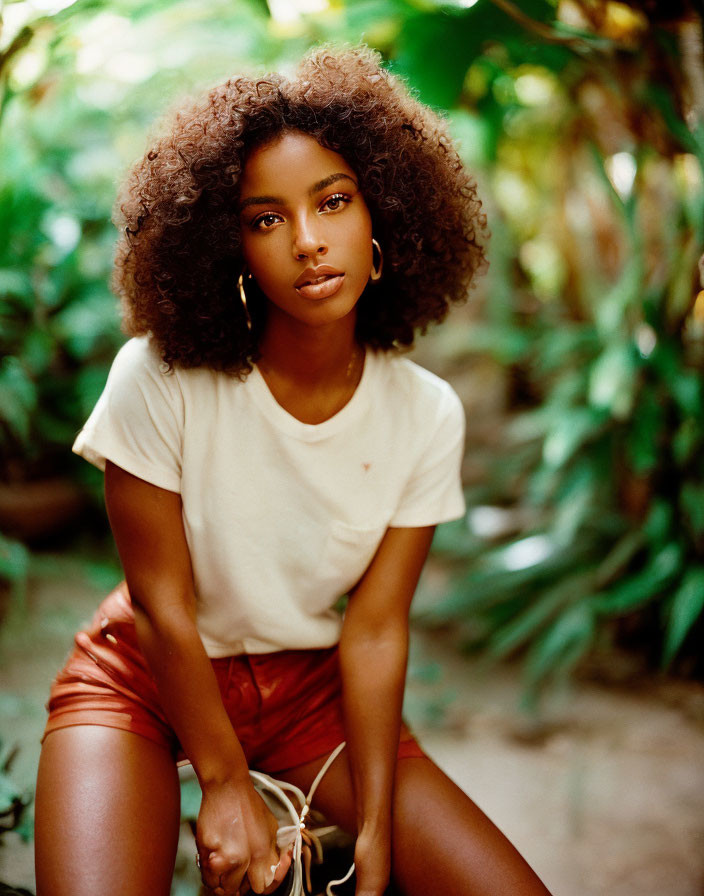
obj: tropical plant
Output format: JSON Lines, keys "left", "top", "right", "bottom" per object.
{"left": 2, "top": 0, "right": 704, "bottom": 697}
{"left": 399, "top": 0, "right": 704, "bottom": 700}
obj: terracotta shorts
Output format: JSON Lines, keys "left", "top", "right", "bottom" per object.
{"left": 44, "top": 583, "right": 424, "bottom": 774}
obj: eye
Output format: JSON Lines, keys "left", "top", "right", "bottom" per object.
{"left": 320, "top": 193, "right": 352, "bottom": 213}
{"left": 250, "top": 212, "right": 283, "bottom": 232}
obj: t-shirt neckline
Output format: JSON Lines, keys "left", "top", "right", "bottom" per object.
{"left": 250, "top": 350, "right": 373, "bottom": 441}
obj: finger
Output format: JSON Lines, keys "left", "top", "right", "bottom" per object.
{"left": 275, "top": 849, "right": 292, "bottom": 882}
{"left": 199, "top": 861, "right": 223, "bottom": 892}
{"left": 261, "top": 849, "right": 293, "bottom": 895}
{"left": 197, "top": 845, "right": 224, "bottom": 891}
{"left": 202, "top": 885, "right": 227, "bottom": 896}
{"left": 217, "top": 864, "right": 251, "bottom": 896}
{"left": 246, "top": 848, "right": 281, "bottom": 894}
{"left": 203, "top": 851, "right": 248, "bottom": 895}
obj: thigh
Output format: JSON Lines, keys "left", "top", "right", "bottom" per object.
{"left": 35, "top": 726, "right": 181, "bottom": 896}
{"left": 280, "top": 752, "right": 552, "bottom": 896}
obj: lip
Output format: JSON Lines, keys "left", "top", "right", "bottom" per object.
{"left": 294, "top": 264, "right": 344, "bottom": 288}
{"left": 296, "top": 275, "right": 345, "bottom": 301}
{"left": 294, "top": 265, "right": 346, "bottom": 301}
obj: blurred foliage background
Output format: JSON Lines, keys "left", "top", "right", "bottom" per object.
{"left": 2, "top": 0, "right": 704, "bottom": 706}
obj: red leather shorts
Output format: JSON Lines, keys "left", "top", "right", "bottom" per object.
{"left": 44, "top": 583, "right": 423, "bottom": 773}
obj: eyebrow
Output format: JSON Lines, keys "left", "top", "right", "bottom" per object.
{"left": 239, "top": 173, "right": 357, "bottom": 213}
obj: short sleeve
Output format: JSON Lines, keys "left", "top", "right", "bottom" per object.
{"left": 72, "top": 337, "right": 183, "bottom": 493}
{"left": 389, "top": 384, "right": 466, "bottom": 528}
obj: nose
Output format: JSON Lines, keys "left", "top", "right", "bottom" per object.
{"left": 292, "top": 213, "right": 327, "bottom": 260}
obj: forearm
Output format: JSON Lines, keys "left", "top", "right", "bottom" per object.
{"left": 132, "top": 593, "right": 249, "bottom": 788}
{"left": 339, "top": 616, "right": 408, "bottom": 835}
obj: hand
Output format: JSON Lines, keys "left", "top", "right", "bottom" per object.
{"left": 196, "top": 778, "right": 292, "bottom": 895}
{"left": 353, "top": 828, "right": 391, "bottom": 896}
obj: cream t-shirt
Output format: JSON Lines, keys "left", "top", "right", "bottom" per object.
{"left": 73, "top": 337, "right": 465, "bottom": 656}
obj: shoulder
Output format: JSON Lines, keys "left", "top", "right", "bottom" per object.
{"left": 109, "top": 336, "right": 217, "bottom": 391}
{"left": 103, "top": 336, "right": 189, "bottom": 415}
{"left": 374, "top": 352, "right": 464, "bottom": 425}
{"left": 109, "top": 335, "right": 169, "bottom": 380}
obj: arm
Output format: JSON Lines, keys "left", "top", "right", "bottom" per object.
{"left": 104, "top": 461, "right": 290, "bottom": 895}
{"left": 338, "top": 524, "right": 435, "bottom": 896}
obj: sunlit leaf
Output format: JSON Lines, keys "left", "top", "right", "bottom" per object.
{"left": 542, "top": 408, "right": 606, "bottom": 470}
{"left": 588, "top": 342, "right": 638, "bottom": 419}
{"left": 662, "top": 566, "right": 704, "bottom": 666}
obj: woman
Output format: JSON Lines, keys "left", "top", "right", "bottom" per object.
{"left": 35, "top": 46, "right": 552, "bottom": 896}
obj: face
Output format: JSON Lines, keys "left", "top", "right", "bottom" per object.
{"left": 238, "top": 131, "right": 374, "bottom": 330}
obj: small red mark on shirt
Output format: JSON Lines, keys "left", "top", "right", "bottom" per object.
{"left": 362, "top": 462, "right": 371, "bottom": 472}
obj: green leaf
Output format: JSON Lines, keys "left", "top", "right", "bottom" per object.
{"left": 680, "top": 483, "right": 704, "bottom": 538}
{"left": 643, "top": 500, "right": 674, "bottom": 544}
{"left": 593, "top": 256, "right": 644, "bottom": 336}
{"left": 0, "top": 533, "right": 30, "bottom": 585}
{"left": 595, "top": 543, "right": 683, "bottom": 615}
{"left": 645, "top": 83, "right": 699, "bottom": 156}
{"left": 394, "top": 2, "right": 528, "bottom": 109}
{"left": 672, "top": 419, "right": 699, "bottom": 466}
{"left": 650, "top": 341, "right": 681, "bottom": 382}
{"left": 0, "top": 268, "right": 32, "bottom": 299}
{"left": 524, "top": 600, "right": 595, "bottom": 690}
{"left": 448, "top": 108, "right": 495, "bottom": 168}
{"left": 595, "top": 529, "right": 645, "bottom": 587}
{"left": 0, "top": 532, "right": 30, "bottom": 615}
{"left": 588, "top": 342, "right": 638, "bottom": 419}
{"left": 435, "top": 535, "right": 593, "bottom": 620}
{"left": 21, "top": 327, "right": 55, "bottom": 376}
{"left": 663, "top": 567, "right": 704, "bottom": 666}
{"left": 542, "top": 407, "right": 606, "bottom": 470}
{"left": 550, "top": 459, "right": 600, "bottom": 546}
{"left": 532, "top": 324, "right": 599, "bottom": 376}
{"left": 459, "top": 322, "right": 532, "bottom": 364}
{"left": 51, "top": 290, "right": 120, "bottom": 360}
{"left": 627, "top": 385, "right": 662, "bottom": 474}
{"left": 75, "top": 363, "right": 111, "bottom": 418}
{"left": 0, "top": 356, "right": 37, "bottom": 442}
{"left": 671, "top": 372, "right": 703, "bottom": 419}
{"left": 489, "top": 570, "right": 595, "bottom": 659}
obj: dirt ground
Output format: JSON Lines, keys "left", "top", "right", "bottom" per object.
{"left": 1, "top": 561, "right": 703, "bottom": 896}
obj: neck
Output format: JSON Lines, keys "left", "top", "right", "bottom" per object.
{"left": 258, "top": 312, "right": 359, "bottom": 385}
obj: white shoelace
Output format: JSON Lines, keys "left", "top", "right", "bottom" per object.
{"left": 249, "top": 741, "right": 355, "bottom": 896}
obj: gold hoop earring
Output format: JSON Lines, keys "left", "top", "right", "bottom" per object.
{"left": 370, "top": 238, "right": 383, "bottom": 282}
{"left": 237, "top": 270, "right": 253, "bottom": 331}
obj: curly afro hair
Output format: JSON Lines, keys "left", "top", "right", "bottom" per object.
{"left": 113, "top": 45, "right": 488, "bottom": 374}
